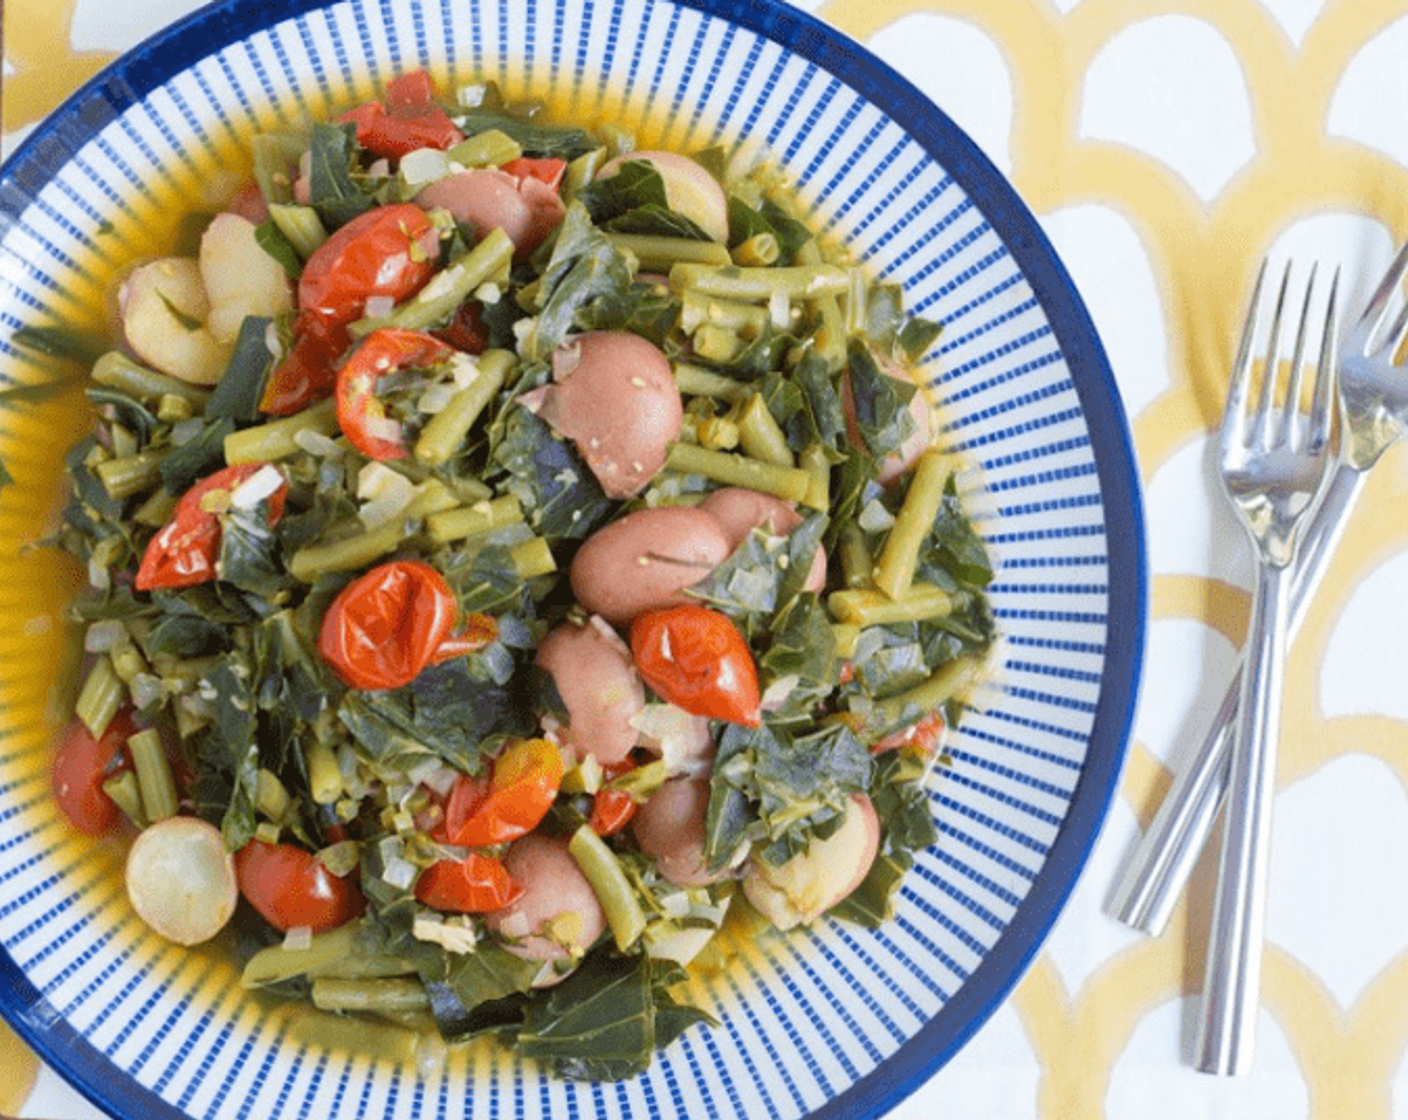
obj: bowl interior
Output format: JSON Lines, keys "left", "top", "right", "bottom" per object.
{"left": 0, "top": 0, "right": 1145, "bottom": 1117}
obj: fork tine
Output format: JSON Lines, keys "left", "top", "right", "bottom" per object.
{"left": 1278, "top": 263, "right": 1318, "bottom": 447}
{"left": 1360, "top": 238, "right": 1408, "bottom": 346}
{"left": 1255, "top": 262, "right": 1293, "bottom": 450}
{"left": 1382, "top": 285, "right": 1408, "bottom": 356}
{"left": 1223, "top": 259, "right": 1268, "bottom": 451}
{"left": 1309, "top": 267, "right": 1340, "bottom": 449}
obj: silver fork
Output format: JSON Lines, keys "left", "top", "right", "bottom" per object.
{"left": 1109, "top": 240, "right": 1408, "bottom": 936}
{"left": 1194, "top": 261, "right": 1338, "bottom": 1076}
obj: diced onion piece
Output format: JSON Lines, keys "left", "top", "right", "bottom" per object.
{"left": 363, "top": 295, "right": 397, "bottom": 320}
{"left": 125, "top": 816, "right": 238, "bottom": 946}
{"left": 84, "top": 619, "right": 124, "bottom": 652}
{"left": 293, "top": 428, "right": 342, "bottom": 457}
{"left": 282, "top": 925, "right": 314, "bottom": 952}
{"left": 497, "top": 910, "right": 531, "bottom": 939}
{"left": 229, "top": 464, "right": 284, "bottom": 510}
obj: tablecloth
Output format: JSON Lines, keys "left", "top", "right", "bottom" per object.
{"left": 4, "top": 0, "right": 1408, "bottom": 1117}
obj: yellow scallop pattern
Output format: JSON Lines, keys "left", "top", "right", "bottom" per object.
{"left": 5, "top": 1, "right": 1408, "bottom": 1117}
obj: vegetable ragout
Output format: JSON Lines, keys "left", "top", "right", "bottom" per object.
{"left": 49, "top": 71, "right": 997, "bottom": 1079}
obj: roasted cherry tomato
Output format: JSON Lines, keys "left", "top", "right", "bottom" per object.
{"left": 135, "top": 463, "right": 287, "bottom": 591}
{"left": 335, "top": 327, "right": 456, "bottom": 461}
{"left": 234, "top": 839, "right": 364, "bottom": 933}
{"left": 338, "top": 70, "right": 465, "bottom": 160}
{"left": 871, "top": 709, "right": 947, "bottom": 755}
{"left": 432, "top": 299, "right": 490, "bottom": 355}
{"left": 630, "top": 605, "right": 761, "bottom": 726}
{"left": 52, "top": 708, "right": 137, "bottom": 835}
{"left": 429, "top": 611, "right": 499, "bottom": 664}
{"left": 261, "top": 329, "right": 344, "bottom": 417}
{"left": 317, "top": 559, "right": 459, "bottom": 690}
{"left": 415, "top": 852, "right": 522, "bottom": 913}
{"left": 589, "top": 787, "right": 639, "bottom": 838}
{"left": 262, "top": 203, "right": 441, "bottom": 416}
{"left": 499, "top": 157, "right": 568, "bottom": 192}
{"left": 442, "top": 738, "right": 564, "bottom": 847}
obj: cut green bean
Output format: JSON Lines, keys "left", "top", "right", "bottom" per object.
{"left": 128, "top": 728, "right": 178, "bottom": 822}
{"left": 827, "top": 583, "right": 954, "bottom": 627}
{"left": 351, "top": 228, "right": 513, "bottom": 336}
{"left": 568, "top": 824, "right": 647, "bottom": 951}
{"left": 108, "top": 632, "right": 151, "bottom": 686}
{"left": 666, "top": 442, "right": 811, "bottom": 503}
{"left": 831, "top": 623, "right": 861, "bottom": 660}
{"left": 224, "top": 397, "right": 339, "bottom": 465}
{"left": 267, "top": 203, "right": 329, "bottom": 258}
{"left": 872, "top": 449, "right": 951, "bottom": 601}
{"left": 871, "top": 656, "right": 984, "bottom": 733}
{"left": 690, "top": 323, "right": 748, "bottom": 364}
{"left": 672, "top": 362, "right": 751, "bottom": 403}
{"left": 735, "top": 394, "right": 795, "bottom": 468}
{"left": 91, "top": 350, "right": 212, "bottom": 407}
{"left": 681, "top": 290, "right": 770, "bottom": 336}
{"left": 731, "top": 232, "right": 779, "bottom": 267}
{"left": 446, "top": 128, "right": 522, "bottom": 168}
{"left": 668, "top": 262, "right": 850, "bottom": 302}
{"left": 561, "top": 147, "right": 606, "bottom": 202}
{"left": 306, "top": 740, "right": 343, "bottom": 806}
{"left": 837, "top": 521, "right": 874, "bottom": 589}
{"left": 425, "top": 494, "right": 524, "bottom": 544}
{"left": 256, "top": 767, "right": 293, "bottom": 823}
{"left": 75, "top": 654, "right": 122, "bottom": 738}
{"left": 608, "top": 233, "right": 733, "bottom": 271}
{"left": 101, "top": 771, "right": 147, "bottom": 830}
{"left": 132, "top": 487, "right": 178, "bottom": 528}
{"left": 289, "top": 482, "right": 459, "bottom": 582}
{"left": 251, "top": 132, "right": 307, "bottom": 205}
{"left": 243, "top": 920, "right": 417, "bottom": 988}
{"left": 679, "top": 412, "right": 740, "bottom": 451}
{"left": 413, "top": 348, "right": 514, "bottom": 467}
{"left": 311, "top": 978, "right": 430, "bottom": 1014}
{"left": 156, "top": 394, "right": 196, "bottom": 424}
{"left": 798, "top": 443, "right": 831, "bottom": 512}
{"left": 95, "top": 450, "right": 168, "bottom": 500}
{"left": 511, "top": 536, "right": 557, "bottom": 580}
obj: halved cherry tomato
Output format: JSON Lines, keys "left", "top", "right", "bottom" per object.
{"left": 629, "top": 605, "right": 762, "bottom": 726}
{"left": 432, "top": 299, "right": 490, "bottom": 355}
{"left": 428, "top": 611, "right": 498, "bottom": 664}
{"left": 590, "top": 788, "right": 639, "bottom": 838}
{"left": 262, "top": 203, "right": 441, "bottom": 416}
{"left": 339, "top": 70, "right": 464, "bottom": 160}
{"left": 135, "top": 463, "right": 287, "bottom": 591}
{"left": 317, "top": 559, "right": 459, "bottom": 691}
{"left": 299, "top": 203, "right": 440, "bottom": 335}
{"left": 234, "top": 839, "right": 364, "bottom": 933}
{"left": 415, "top": 852, "right": 522, "bottom": 913}
{"left": 499, "top": 157, "right": 568, "bottom": 192}
{"left": 443, "top": 738, "right": 564, "bottom": 847}
{"left": 52, "top": 708, "right": 137, "bottom": 835}
{"left": 871, "top": 709, "right": 947, "bottom": 755}
{"left": 335, "top": 327, "right": 456, "bottom": 461}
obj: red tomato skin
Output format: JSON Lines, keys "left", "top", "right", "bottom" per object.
{"left": 135, "top": 463, "right": 287, "bottom": 591}
{"left": 317, "top": 559, "right": 458, "bottom": 690}
{"left": 52, "top": 709, "right": 136, "bottom": 835}
{"left": 432, "top": 300, "right": 490, "bottom": 355}
{"left": 261, "top": 329, "right": 344, "bottom": 417}
{"left": 499, "top": 157, "right": 568, "bottom": 192}
{"left": 415, "top": 853, "right": 522, "bottom": 913}
{"left": 589, "top": 787, "right": 638, "bottom": 837}
{"left": 235, "top": 840, "right": 364, "bottom": 933}
{"left": 629, "top": 606, "right": 762, "bottom": 726}
{"left": 298, "top": 204, "right": 439, "bottom": 337}
{"left": 335, "top": 328, "right": 456, "bottom": 461}
{"left": 445, "top": 739, "right": 563, "bottom": 848}
{"left": 339, "top": 71, "right": 464, "bottom": 160}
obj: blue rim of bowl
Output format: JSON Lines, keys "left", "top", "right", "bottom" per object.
{"left": 0, "top": 0, "right": 1147, "bottom": 1116}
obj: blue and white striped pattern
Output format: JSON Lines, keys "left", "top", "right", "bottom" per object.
{"left": 0, "top": 0, "right": 1145, "bottom": 1117}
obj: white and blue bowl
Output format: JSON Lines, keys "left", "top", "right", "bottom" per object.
{"left": 0, "top": 0, "right": 1146, "bottom": 1116}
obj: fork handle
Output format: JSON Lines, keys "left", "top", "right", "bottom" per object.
{"left": 1107, "top": 461, "right": 1366, "bottom": 934}
{"left": 1194, "top": 558, "right": 1291, "bottom": 1075}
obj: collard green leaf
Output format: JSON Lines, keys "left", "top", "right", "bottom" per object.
{"left": 217, "top": 501, "right": 288, "bottom": 599}
{"left": 516, "top": 953, "right": 713, "bottom": 1081}
{"left": 159, "top": 418, "right": 236, "bottom": 495}
{"left": 307, "top": 122, "right": 374, "bottom": 229}
{"left": 519, "top": 203, "right": 637, "bottom": 361}
{"left": 457, "top": 110, "right": 596, "bottom": 160}
{"left": 846, "top": 339, "right": 917, "bottom": 461}
{"left": 206, "top": 316, "right": 276, "bottom": 423}
{"left": 491, "top": 406, "right": 612, "bottom": 540}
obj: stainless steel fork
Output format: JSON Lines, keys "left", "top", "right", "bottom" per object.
{"left": 1110, "top": 241, "right": 1408, "bottom": 936}
{"left": 1194, "top": 261, "right": 1338, "bottom": 1076}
